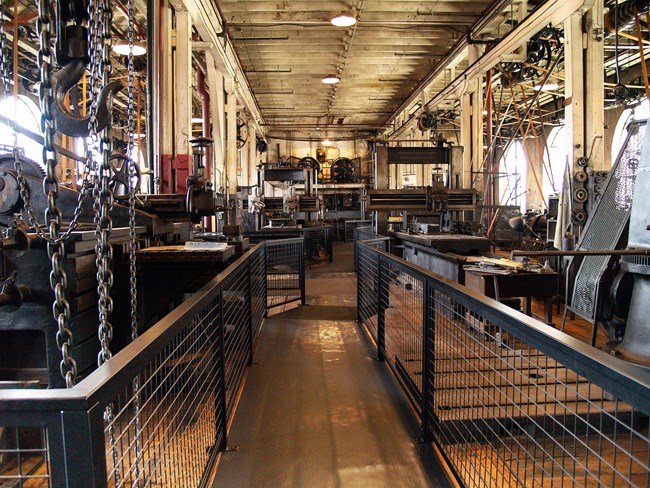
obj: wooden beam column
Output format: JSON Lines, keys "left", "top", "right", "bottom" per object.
{"left": 565, "top": 13, "right": 585, "bottom": 175}
{"left": 469, "top": 45, "right": 485, "bottom": 193}
{"left": 207, "top": 58, "right": 225, "bottom": 191}
{"left": 585, "top": 0, "right": 605, "bottom": 169}
{"left": 225, "top": 81, "right": 238, "bottom": 198}
{"left": 174, "top": 7, "right": 192, "bottom": 184}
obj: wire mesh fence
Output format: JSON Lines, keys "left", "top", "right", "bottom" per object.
{"left": 245, "top": 225, "right": 332, "bottom": 267}
{"left": 0, "top": 426, "right": 51, "bottom": 487}
{"left": 356, "top": 241, "right": 650, "bottom": 488}
{"left": 104, "top": 297, "right": 223, "bottom": 487}
{"left": 266, "top": 238, "right": 305, "bottom": 309}
{"left": 0, "top": 241, "right": 299, "bottom": 488}
{"left": 303, "top": 226, "right": 333, "bottom": 266}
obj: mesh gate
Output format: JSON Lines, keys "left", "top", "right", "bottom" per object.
{"left": 265, "top": 238, "right": 305, "bottom": 309}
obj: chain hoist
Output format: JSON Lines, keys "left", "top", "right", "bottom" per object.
{"left": 93, "top": 0, "right": 115, "bottom": 367}
{"left": 125, "top": 0, "right": 142, "bottom": 480}
{"left": 34, "top": 0, "right": 81, "bottom": 388}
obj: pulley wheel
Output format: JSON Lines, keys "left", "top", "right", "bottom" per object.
{"left": 574, "top": 171, "right": 587, "bottom": 183}
{"left": 331, "top": 157, "right": 356, "bottom": 183}
{"left": 108, "top": 153, "right": 141, "bottom": 199}
{"left": 298, "top": 156, "right": 320, "bottom": 172}
{"left": 573, "top": 187, "right": 588, "bottom": 203}
{"left": 609, "top": 271, "right": 634, "bottom": 320}
{"left": 572, "top": 209, "right": 586, "bottom": 223}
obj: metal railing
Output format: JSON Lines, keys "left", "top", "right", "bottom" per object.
{"left": 352, "top": 226, "right": 390, "bottom": 274}
{"left": 356, "top": 241, "right": 650, "bottom": 488}
{"left": 245, "top": 225, "right": 332, "bottom": 267}
{"left": 302, "top": 226, "right": 333, "bottom": 266}
{"left": 0, "top": 240, "right": 304, "bottom": 487}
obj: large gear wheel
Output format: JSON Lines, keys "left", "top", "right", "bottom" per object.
{"left": 0, "top": 153, "right": 46, "bottom": 218}
{"left": 0, "top": 153, "right": 46, "bottom": 178}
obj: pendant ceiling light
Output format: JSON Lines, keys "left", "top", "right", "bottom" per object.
{"left": 112, "top": 41, "right": 147, "bottom": 56}
{"left": 331, "top": 12, "right": 357, "bottom": 27}
{"left": 321, "top": 75, "right": 340, "bottom": 84}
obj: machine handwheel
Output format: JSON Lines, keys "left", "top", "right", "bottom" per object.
{"left": 332, "top": 157, "right": 356, "bottom": 183}
{"left": 109, "top": 153, "right": 141, "bottom": 199}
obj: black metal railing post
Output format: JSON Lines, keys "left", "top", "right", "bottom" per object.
{"left": 247, "top": 258, "right": 254, "bottom": 361}
{"left": 356, "top": 242, "right": 362, "bottom": 323}
{"left": 377, "top": 253, "right": 386, "bottom": 361}
{"left": 421, "top": 278, "right": 434, "bottom": 442}
{"left": 262, "top": 245, "right": 268, "bottom": 318}
{"left": 328, "top": 227, "right": 333, "bottom": 263}
{"left": 61, "top": 404, "right": 108, "bottom": 487}
{"left": 300, "top": 240, "right": 306, "bottom": 305}
{"left": 217, "top": 285, "right": 228, "bottom": 450}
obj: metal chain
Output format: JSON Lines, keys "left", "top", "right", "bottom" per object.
{"left": 85, "top": 0, "right": 120, "bottom": 481}
{"left": 126, "top": 0, "right": 142, "bottom": 481}
{"left": 34, "top": 0, "right": 78, "bottom": 388}
{"left": 9, "top": 4, "right": 94, "bottom": 245}
{"left": 95, "top": 0, "right": 114, "bottom": 367}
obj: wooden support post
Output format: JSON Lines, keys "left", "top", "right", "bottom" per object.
{"left": 226, "top": 82, "right": 238, "bottom": 198}
{"left": 460, "top": 92, "right": 472, "bottom": 189}
{"left": 174, "top": 7, "right": 192, "bottom": 180}
{"left": 207, "top": 58, "right": 226, "bottom": 192}
{"left": 565, "top": 13, "right": 585, "bottom": 176}
{"left": 375, "top": 146, "right": 389, "bottom": 235}
{"left": 585, "top": 0, "right": 605, "bottom": 170}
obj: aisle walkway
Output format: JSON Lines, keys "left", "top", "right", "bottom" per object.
{"left": 213, "top": 242, "right": 452, "bottom": 487}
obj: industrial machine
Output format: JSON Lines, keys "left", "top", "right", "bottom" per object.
{"left": 246, "top": 163, "right": 322, "bottom": 229}
{"left": 0, "top": 148, "right": 230, "bottom": 388}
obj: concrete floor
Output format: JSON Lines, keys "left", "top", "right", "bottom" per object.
{"left": 213, "top": 242, "right": 453, "bottom": 488}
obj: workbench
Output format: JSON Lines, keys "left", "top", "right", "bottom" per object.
{"left": 464, "top": 269, "right": 559, "bottom": 324}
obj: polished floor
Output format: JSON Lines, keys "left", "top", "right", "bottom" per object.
{"left": 213, "top": 242, "right": 452, "bottom": 487}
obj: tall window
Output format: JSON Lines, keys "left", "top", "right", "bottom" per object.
{"left": 543, "top": 125, "right": 569, "bottom": 200}
{"left": 611, "top": 98, "right": 649, "bottom": 163}
{"left": 498, "top": 140, "right": 528, "bottom": 213}
{"left": 0, "top": 96, "right": 44, "bottom": 164}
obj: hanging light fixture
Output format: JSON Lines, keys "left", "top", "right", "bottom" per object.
{"left": 112, "top": 41, "right": 147, "bottom": 56}
{"left": 321, "top": 75, "right": 340, "bottom": 84}
{"left": 322, "top": 138, "right": 333, "bottom": 146}
{"left": 331, "top": 12, "right": 357, "bottom": 27}
{"left": 533, "top": 82, "right": 559, "bottom": 91}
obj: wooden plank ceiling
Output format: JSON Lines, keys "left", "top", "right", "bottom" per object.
{"left": 217, "top": 0, "right": 494, "bottom": 137}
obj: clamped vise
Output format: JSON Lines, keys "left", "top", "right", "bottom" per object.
{"left": 51, "top": 0, "right": 122, "bottom": 137}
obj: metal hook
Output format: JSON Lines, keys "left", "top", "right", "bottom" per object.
{"left": 50, "top": 59, "right": 123, "bottom": 138}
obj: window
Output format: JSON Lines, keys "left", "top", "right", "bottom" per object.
{"left": 611, "top": 98, "right": 649, "bottom": 163}
{"left": 543, "top": 125, "right": 569, "bottom": 200}
{"left": 498, "top": 140, "right": 528, "bottom": 213}
{"left": 0, "top": 96, "right": 44, "bottom": 165}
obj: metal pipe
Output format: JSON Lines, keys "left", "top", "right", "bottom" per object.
{"left": 511, "top": 249, "right": 650, "bottom": 257}
{"left": 146, "top": 0, "right": 157, "bottom": 193}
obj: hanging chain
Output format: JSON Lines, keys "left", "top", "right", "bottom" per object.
{"left": 95, "top": 0, "right": 115, "bottom": 367}
{"left": 34, "top": 0, "right": 78, "bottom": 388}
{"left": 126, "top": 0, "right": 142, "bottom": 482}
{"left": 85, "top": 0, "right": 121, "bottom": 481}
{"left": 10, "top": 3, "right": 94, "bottom": 245}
